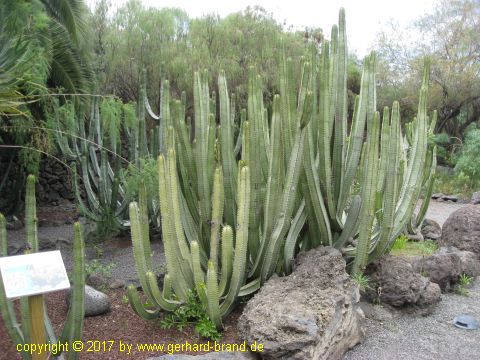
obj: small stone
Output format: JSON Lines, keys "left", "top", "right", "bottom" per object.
{"left": 39, "top": 237, "right": 57, "bottom": 250}
{"left": 432, "top": 193, "right": 445, "bottom": 199}
{"left": 66, "top": 285, "right": 110, "bottom": 317}
{"left": 86, "top": 274, "right": 109, "bottom": 289}
{"left": 443, "top": 195, "right": 459, "bottom": 202}
{"left": 471, "top": 191, "right": 480, "bottom": 205}
{"left": 421, "top": 219, "right": 442, "bottom": 240}
{"left": 6, "top": 216, "right": 23, "bottom": 230}
{"left": 109, "top": 280, "right": 124, "bottom": 289}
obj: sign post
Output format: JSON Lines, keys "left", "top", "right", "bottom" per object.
{"left": 28, "top": 294, "right": 47, "bottom": 360}
{"left": 0, "top": 250, "right": 71, "bottom": 360}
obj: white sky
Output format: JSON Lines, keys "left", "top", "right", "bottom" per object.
{"left": 90, "top": 0, "right": 436, "bottom": 56}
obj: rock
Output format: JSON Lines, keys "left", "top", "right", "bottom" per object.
{"left": 365, "top": 256, "right": 440, "bottom": 312}
{"left": 359, "top": 302, "right": 394, "bottom": 322}
{"left": 412, "top": 246, "right": 480, "bottom": 291}
{"left": 109, "top": 279, "right": 124, "bottom": 289}
{"left": 443, "top": 195, "right": 459, "bottom": 202}
{"left": 416, "top": 282, "right": 441, "bottom": 312}
{"left": 431, "top": 193, "right": 445, "bottom": 200}
{"left": 7, "top": 238, "right": 27, "bottom": 255}
{"left": 421, "top": 219, "right": 442, "bottom": 240}
{"left": 6, "top": 216, "right": 23, "bottom": 230}
{"left": 147, "top": 352, "right": 256, "bottom": 360}
{"left": 238, "top": 246, "right": 364, "bottom": 360}
{"left": 472, "top": 191, "right": 480, "bottom": 205}
{"left": 39, "top": 236, "right": 57, "bottom": 250}
{"left": 407, "top": 231, "right": 424, "bottom": 242}
{"left": 47, "top": 190, "right": 60, "bottom": 202}
{"left": 66, "top": 285, "right": 110, "bottom": 317}
{"left": 86, "top": 274, "right": 110, "bottom": 289}
{"left": 439, "top": 205, "right": 480, "bottom": 257}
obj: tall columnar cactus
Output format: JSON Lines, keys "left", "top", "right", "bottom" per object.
{"left": 293, "top": 9, "right": 435, "bottom": 273}
{"left": 0, "top": 175, "right": 85, "bottom": 360}
{"left": 127, "top": 152, "right": 252, "bottom": 324}
{"left": 128, "top": 8, "right": 435, "bottom": 328}
{"left": 53, "top": 71, "right": 166, "bottom": 233}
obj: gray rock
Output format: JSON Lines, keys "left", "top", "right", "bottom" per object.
{"left": 443, "top": 195, "right": 459, "bottom": 202}
{"left": 39, "top": 236, "right": 57, "bottom": 250}
{"left": 6, "top": 216, "right": 23, "bottom": 230}
{"left": 432, "top": 193, "right": 445, "bottom": 200}
{"left": 109, "top": 279, "right": 124, "bottom": 289}
{"left": 416, "top": 283, "right": 442, "bottom": 315}
{"left": 86, "top": 274, "right": 110, "bottom": 289}
{"left": 365, "top": 256, "right": 441, "bottom": 311}
{"left": 7, "top": 238, "right": 27, "bottom": 255}
{"left": 412, "top": 246, "right": 480, "bottom": 291}
{"left": 147, "top": 352, "right": 256, "bottom": 360}
{"left": 439, "top": 205, "right": 480, "bottom": 257}
{"left": 238, "top": 246, "right": 364, "bottom": 360}
{"left": 421, "top": 219, "right": 442, "bottom": 240}
{"left": 47, "top": 190, "right": 60, "bottom": 202}
{"left": 407, "top": 231, "right": 424, "bottom": 242}
{"left": 472, "top": 191, "right": 480, "bottom": 205}
{"left": 66, "top": 285, "right": 110, "bottom": 317}
{"left": 149, "top": 352, "right": 256, "bottom": 360}
{"left": 359, "top": 302, "right": 394, "bottom": 322}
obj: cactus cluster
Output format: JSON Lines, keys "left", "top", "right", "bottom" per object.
{"left": 0, "top": 175, "right": 85, "bottom": 360}
{"left": 53, "top": 71, "right": 166, "bottom": 233}
{"left": 127, "top": 8, "right": 436, "bottom": 326}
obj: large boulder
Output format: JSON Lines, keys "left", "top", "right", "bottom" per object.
{"left": 439, "top": 205, "right": 480, "bottom": 257}
{"left": 421, "top": 219, "right": 442, "bottom": 241}
{"left": 66, "top": 285, "right": 110, "bottom": 317}
{"left": 237, "top": 246, "right": 364, "bottom": 360}
{"left": 411, "top": 246, "right": 480, "bottom": 291}
{"left": 364, "top": 255, "right": 441, "bottom": 314}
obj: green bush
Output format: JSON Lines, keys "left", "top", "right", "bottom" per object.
{"left": 455, "top": 129, "right": 480, "bottom": 179}
{"left": 434, "top": 170, "right": 478, "bottom": 198}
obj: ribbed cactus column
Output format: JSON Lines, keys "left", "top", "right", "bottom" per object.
{"left": 0, "top": 175, "right": 85, "bottom": 360}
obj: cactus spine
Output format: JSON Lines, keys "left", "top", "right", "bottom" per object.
{"left": 0, "top": 175, "right": 85, "bottom": 359}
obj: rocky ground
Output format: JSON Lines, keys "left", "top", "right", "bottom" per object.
{"left": 344, "top": 199, "right": 480, "bottom": 360}
{"left": 2, "top": 199, "right": 479, "bottom": 360}
{"left": 344, "top": 278, "right": 480, "bottom": 360}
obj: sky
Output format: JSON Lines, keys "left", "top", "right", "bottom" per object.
{"left": 88, "top": 0, "right": 437, "bottom": 56}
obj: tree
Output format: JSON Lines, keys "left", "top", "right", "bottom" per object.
{"left": 0, "top": 0, "right": 92, "bottom": 213}
{"left": 375, "top": 0, "right": 480, "bottom": 138}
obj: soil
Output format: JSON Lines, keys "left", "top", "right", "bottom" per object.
{"left": 0, "top": 289, "right": 243, "bottom": 360}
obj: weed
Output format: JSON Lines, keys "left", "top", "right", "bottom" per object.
{"left": 352, "top": 272, "right": 370, "bottom": 292}
{"left": 392, "top": 235, "right": 409, "bottom": 251}
{"left": 85, "top": 259, "right": 116, "bottom": 279}
{"left": 456, "top": 273, "right": 473, "bottom": 296}
{"left": 121, "top": 294, "right": 129, "bottom": 305}
{"left": 391, "top": 239, "right": 438, "bottom": 257}
{"left": 160, "top": 291, "right": 222, "bottom": 341}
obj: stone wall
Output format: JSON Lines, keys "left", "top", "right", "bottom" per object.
{"left": 0, "top": 154, "right": 74, "bottom": 207}
{"left": 36, "top": 156, "right": 75, "bottom": 205}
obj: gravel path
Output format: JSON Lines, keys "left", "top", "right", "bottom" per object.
{"left": 344, "top": 279, "right": 480, "bottom": 360}
{"left": 344, "top": 200, "right": 480, "bottom": 360}
{"left": 417, "top": 199, "right": 465, "bottom": 226}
